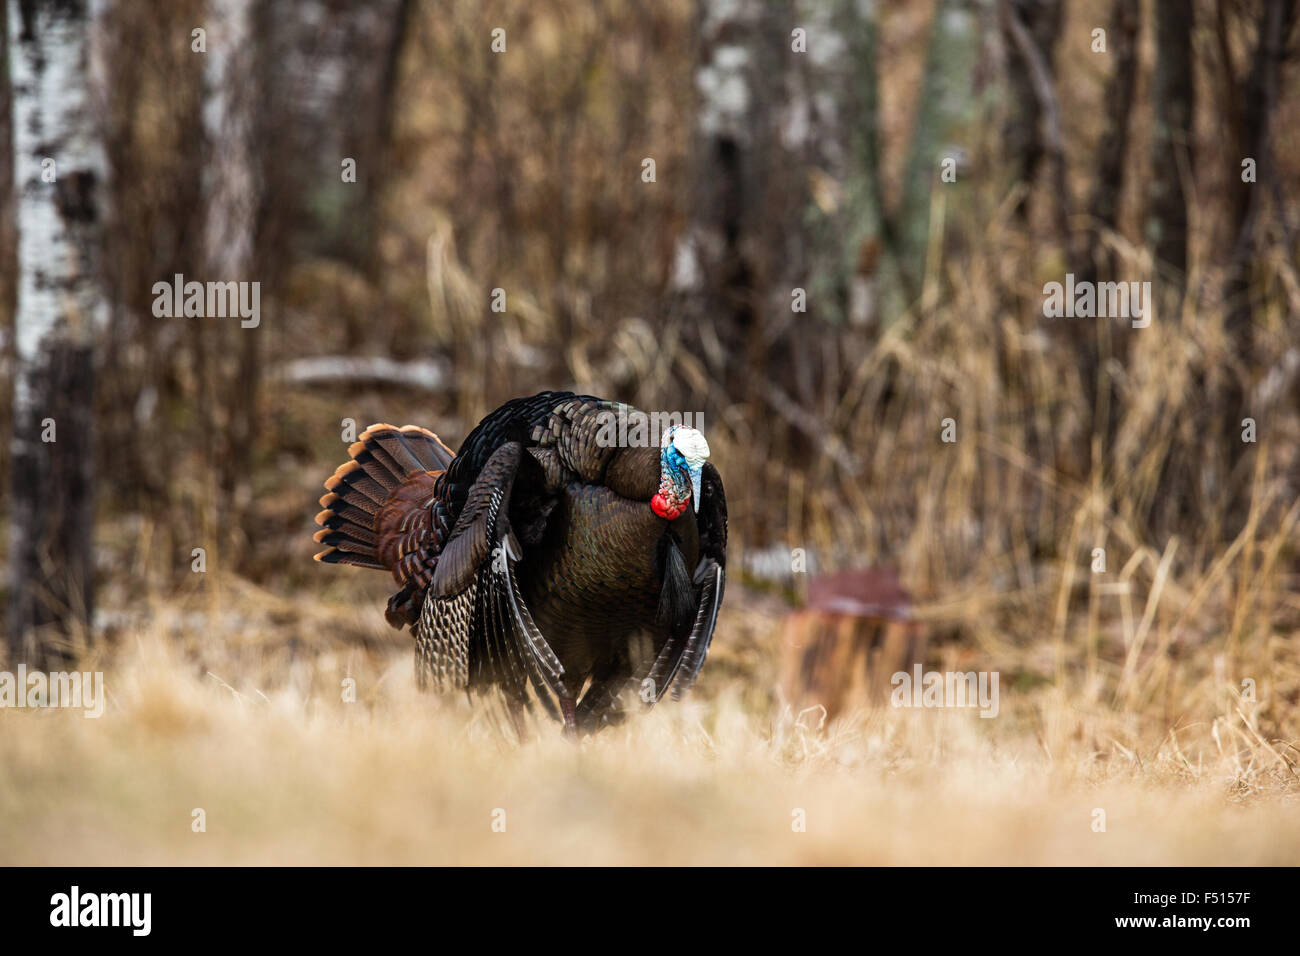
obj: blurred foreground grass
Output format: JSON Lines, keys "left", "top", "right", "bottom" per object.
{"left": 2, "top": 578, "right": 1297, "bottom": 866}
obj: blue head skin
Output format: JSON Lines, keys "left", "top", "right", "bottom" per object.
{"left": 652, "top": 425, "right": 710, "bottom": 520}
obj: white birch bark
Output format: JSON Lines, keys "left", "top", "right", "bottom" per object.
{"left": 7, "top": 0, "right": 106, "bottom": 660}
{"left": 202, "top": 0, "right": 258, "bottom": 279}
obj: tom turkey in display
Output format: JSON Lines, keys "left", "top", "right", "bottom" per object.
{"left": 313, "top": 392, "right": 727, "bottom": 734}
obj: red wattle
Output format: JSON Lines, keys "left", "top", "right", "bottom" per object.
{"left": 651, "top": 493, "right": 683, "bottom": 520}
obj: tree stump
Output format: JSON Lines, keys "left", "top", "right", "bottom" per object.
{"left": 779, "top": 569, "right": 926, "bottom": 723}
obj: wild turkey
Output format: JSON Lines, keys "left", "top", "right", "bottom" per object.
{"left": 313, "top": 392, "right": 727, "bottom": 734}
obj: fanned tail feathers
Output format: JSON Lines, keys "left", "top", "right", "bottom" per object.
{"left": 313, "top": 424, "right": 454, "bottom": 574}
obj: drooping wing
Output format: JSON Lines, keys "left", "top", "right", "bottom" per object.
{"left": 669, "top": 460, "right": 728, "bottom": 698}
{"left": 667, "top": 556, "right": 725, "bottom": 698}
{"left": 424, "top": 441, "right": 565, "bottom": 715}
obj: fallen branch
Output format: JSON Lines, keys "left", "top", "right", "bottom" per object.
{"left": 279, "top": 355, "right": 449, "bottom": 391}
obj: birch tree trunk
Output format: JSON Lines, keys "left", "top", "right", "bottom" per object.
{"left": 673, "top": 1, "right": 887, "bottom": 396}
{"left": 201, "top": 0, "right": 260, "bottom": 513}
{"left": 670, "top": 0, "right": 779, "bottom": 401}
{"left": 896, "top": 0, "right": 980, "bottom": 296}
{"left": 7, "top": 0, "right": 105, "bottom": 665}
{"left": 668, "top": 0, "right": 896, "bottom": 538}
{"left": 0, "top": 0, "right": 14, "bottom": 331}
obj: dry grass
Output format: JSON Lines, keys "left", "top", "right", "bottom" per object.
{"left": 3, "top": 566, "right": 1297, "bottom": 867}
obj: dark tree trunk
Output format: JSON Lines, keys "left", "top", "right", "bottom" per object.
{"left": 1217, "top": 0, "right": 1295, "bottom": 506}
{"left": 1087, "top": 0, "right": 1139, "bottom": 267}
{"left": 360, "top": 0, "right": 414, "bottom": 280}
{"left": 1075, "top": 0, "right": 1140, "bottom": 456}
{"left": 1001, "top": 0, "right": 1064, "bottom": 222}
{"left": 1147, "top": 0, "right": 1195, "bottom": 282}
{"left": 1222, "top": 0, "right": 1294, "bottom": 392}
{"left": 1001, "top": 0, "right": 1072, "bottom": 256}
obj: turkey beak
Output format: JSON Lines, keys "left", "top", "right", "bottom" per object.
{"left": 689, "top": 462, "right": 704, "bottom": 513}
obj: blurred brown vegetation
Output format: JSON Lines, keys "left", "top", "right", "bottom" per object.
{"left": 2, "top": 0, "right": 1299, "bottom": 830}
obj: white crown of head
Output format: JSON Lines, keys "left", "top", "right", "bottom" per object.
{"left": 665, "top": 425, "right": 710, "bottom": 463}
